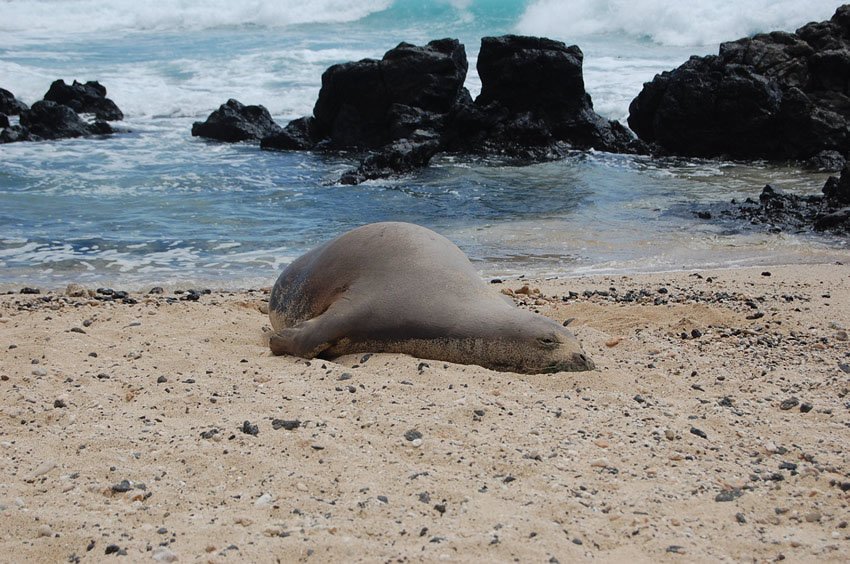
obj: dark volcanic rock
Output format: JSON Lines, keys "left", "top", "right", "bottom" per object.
{"left": 19, "top": 100, "right": 113, "bottom": 141}
{"left": 701, "top": 165, "right": 850, "bottom": 233}
{"left": 267, "top": 35, "right": 641, "bottom": 183}
{"left": 192, "top": 98, "right": 282, "bottom": 142}
{"left": 339, "top": 139, "right": 441, "bottom": 185}
{"left": 476, "top": 36, "right": 588, "bottom": 113}
{"left": 0, "top": 114, "right": 8, "bottom": 128}
{"left": 823, "top": 163, "right": 850, "bottom": 205}
{"left": 0, "top": 88, "right": 29, "bottom": 115}
{"left": 308, "top": 38, "right": 468, "bottom": 149}
{"left": 629, "top": 5, "right": 850, "bottom": 160}
{"left": 262, "top": 38, "right": 469, "bottom": 183}
{"left": 463, "top": 35, "right": 639, "bottom": 155}
{"left": 628, "top": 57, "right": 784, "bottom": 158}
{"left": 261, "top": 117, "right": 320, "bottom": 150}
{"left": 814, "top": 207, "right": 850, "bottom": 230}
{"left": 43, "top": 79, "right": 123, "bottom": 121}
{"left": 806, "top": 150, "right": 847, "bottom": 171}
{"left": 0, "top": 125, "right": 30, "bottom": 144}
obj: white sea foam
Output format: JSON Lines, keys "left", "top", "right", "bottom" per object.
{"left": 517, "top": 0, "right": 842, "bottom": 46}
{"left": 212, "top": 242, "right": 243, "bottom": 250}
{"left": 1, "top": 45, "right": 386, "bottom": 120}
{"left": 0, "top": 237, "right": 297, "bottom": 271}
{"left": 0, "top": 0, "right": 394, "bottom": 36}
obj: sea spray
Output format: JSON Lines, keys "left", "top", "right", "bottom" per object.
{"left": 517, "top": 0, "right": 841, "bottom": 46}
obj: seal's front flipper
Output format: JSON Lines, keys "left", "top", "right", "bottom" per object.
{"left": 269, "top": 328, "right": 298, "bottom": 356}
{"left": 269, "top": 298, "right": 365, "bottom": 358}
{"left": 268, "top": 325, "right": 333, "bottom": 358}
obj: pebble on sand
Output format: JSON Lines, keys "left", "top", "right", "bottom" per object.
{"left": 241, "top": 421, "right": 259, "bottom": 436}
{"left": 779, "top": 397, "right": 799, "bottom": 410}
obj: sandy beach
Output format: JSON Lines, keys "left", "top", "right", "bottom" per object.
{"left": 1, "top": 263, "right": 849, "bottom": 562}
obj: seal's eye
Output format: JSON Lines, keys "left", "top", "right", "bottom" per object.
{"left": 537, "top": 337, "right": 558, "bottom": 348}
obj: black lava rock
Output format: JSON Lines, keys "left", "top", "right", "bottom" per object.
{"left": 404, "top": 429, "right": 423, "bottom": 442}
{"left": 807, "top": 149, "right": 847, "bottom": 172}
{"left": 779, "top": 397, "right": 800, "bottom": 410}
{"left": 43, "top": 79, "right": 123, "bottom": 121}
{"left": 309, "top": 38, "right": 468, "bottom": 149}
{"left": 690, "top": 427, "right": 708, "bottom": 439}
{"left": 262, "top": 34, "right": 643, "bottom": 184}
{"left": 111, "top": 480, "right": 132, "bottom": 493}
{"left": 823, "top": 163, "right": 850, "bottom": 205}
{"left": 339, "top": 139, "right": 441, "bottom": 184}
{"left": 0, "top": 124, "right": 30, "bottom": 144}
{"left": 192, "top": 98, "right": 281, "bottom": 142}
{"left": 629, "top": 5, "right": 850, "bottom": 160}
{"left": 462, "top": 35, "right": 641, "bottom": 155}
{"left": 200, "top": 428, "right": 219, "bottom": 439}
{"left": 704, "top": 171, "right": 850, "bottom": 234}
{"left": 0, "top": 87, "right": 29, "bottom": 115}
{"left": 715, "top": 488, "right": 743, "bottom": 502}
{"left": 241, "top": 420, "right": 259, "bottom": 436}
{"left": 260, "top": 116, "right": 319, "bottom": 150}
{"left": 19, "top": 100, "right": 113, "bottom": 140}
{"left": 271, "top": 419, "right": 301, "bottom": 430}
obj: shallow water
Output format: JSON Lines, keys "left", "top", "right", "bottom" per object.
{"left": 1, "top": 0, "right": 847, "bottom": 289}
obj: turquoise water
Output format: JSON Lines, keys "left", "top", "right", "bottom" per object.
{"left": 1, "top": 0, "right": 847, "bottom": 289}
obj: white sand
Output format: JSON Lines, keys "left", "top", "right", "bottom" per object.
{"left": 1, "top": 264, "right": 849, "bottom": 562}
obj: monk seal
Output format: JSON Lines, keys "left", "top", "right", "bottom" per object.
{"left": 268, "top": 222, "right": 594, "bottom": 373}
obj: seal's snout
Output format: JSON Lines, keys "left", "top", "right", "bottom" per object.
{"left": 543, "top": 351, "right": 595, "bottom": 373}
{"left": 571, "top": 352, "right": 595, "bottom": 371}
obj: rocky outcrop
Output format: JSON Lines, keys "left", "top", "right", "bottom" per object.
{"left": 1, "top": 88, "right": 28, "bottom": 115}
{"left": 0, "top": 125, "right": 30, "bottom": 144}
{"left": 192, "top": 99, "right": 282, "bottom": 142}
{"left": 260, "top": 35, "right": 641, "bottom": 183}
{"left": 629, "top": 5, "right": 850, "bottom": 161}
{"left": 446, "top": 35, "right": 639, "bottom": 157}
{"left": 261, "top": 117, "right": 319, "bottom": 151}
{"left": 269, "top": 38, "right": 469, "bottom": 151}
{"left": 313, "top": 38, "right": 466, "bottom": 149}
{"left": 44, "top": 79, "right": 123, "bottom": 121}
{"left": 823, "top": 163, "right": 850, "bottom": 205}
{"left": 698, "top": 165, "right": 850, "bottom": 233}
{"left": 19, "top": 100, "right": 113, "bottom": 140}
{"left": 338, "top": 139, "right": 441, "bottom": 185}
{"left": 807, "top": 149, "right": 847, "bottom": 171}
{"left": 1, "top": 82, "right": 123, "bottom": 144}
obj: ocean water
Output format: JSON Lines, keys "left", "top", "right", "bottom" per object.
{"left": 1, "top": 0, "right": 847, "bottom": 290}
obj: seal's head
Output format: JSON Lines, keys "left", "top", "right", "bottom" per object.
{"left": 483, "top": 311, "right": 595, "bottom": 374}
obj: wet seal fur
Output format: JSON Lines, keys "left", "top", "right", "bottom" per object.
{"left": 268, "top": 222, "right": 594, "bottom": 373}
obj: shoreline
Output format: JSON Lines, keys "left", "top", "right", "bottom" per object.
{"left": 1, "top": 252, "right": 847, "bottom": 294}
{"left": 2, "top": 263, "right": 849, "bottom": 561}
